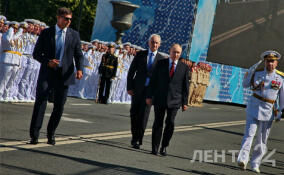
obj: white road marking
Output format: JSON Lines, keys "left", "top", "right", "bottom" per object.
{"left": 70, "top": 103, "right": 92, "bottom": 106}
{"left": 0, "top": 120, "right": 250, "bottom": 152}
{"left": 61, "top": 117, "right": 93, "bottom": 123}
{"left": 44, "top": 113, "right": 69, "bottom": 116}
{"left": 43, "top": 114, "right": 92, "bottom": 123}
{"left": 209, "top": 108, "right": 220, "bottom": 110}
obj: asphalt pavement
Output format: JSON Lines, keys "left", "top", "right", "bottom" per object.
{"left": 0, "top": 97, "right": 283, "bottom": 175}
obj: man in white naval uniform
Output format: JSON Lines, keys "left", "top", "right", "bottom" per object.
{"left": 10, "top": 22, "right": 27, "bottom": 101}
{"left": 237, "top": 50, "right": 284, "bottom": 173}
{"left": 16, "top": 19, "right": 36, "bottom": 101}
{"left": 78, "top": 46, "right": 96, "bottom": 99}
{"left": 0, "top": 22, "right": 23, "bottom": 101}
{"left": 30, "top": 20, "right": 41, "bottom": 100}
{"left": 0, "top": 16, "right": 7, "bottom": 49}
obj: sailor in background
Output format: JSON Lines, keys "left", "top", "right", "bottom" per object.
{"left": 98, "top": 43, "right": 118, "bottom": 104}
{"left": 237, "top": 50, "right": 284, "bottom": 173}
{"left": 0, "top": 21, "right": 23, "bottom": 101}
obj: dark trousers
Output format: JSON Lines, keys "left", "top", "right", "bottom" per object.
{"left": 30, "top": 69, "right": 68, "bottom": 139}
{"left": 98, "top": 77, "right": 112, "bottom": 103}
{"left": 130, "top": 88, "right": 151, "bottom": 145}
{"left": 152, "top": 105, "right": 178, "bottom": 152}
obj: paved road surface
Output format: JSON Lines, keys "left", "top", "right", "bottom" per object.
{"left": 1, "top": 98, "right": 283, "bottom": 175}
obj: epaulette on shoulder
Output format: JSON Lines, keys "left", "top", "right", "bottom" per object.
{"left": 276, "top": 69, "right": 284, "bottom": 77}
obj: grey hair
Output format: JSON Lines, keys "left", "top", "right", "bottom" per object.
{"left": 148, "top": 34, "right": 161, "bottom": 43}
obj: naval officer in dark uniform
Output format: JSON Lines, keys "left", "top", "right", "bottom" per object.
{"left": 98, "top": 43, "right": 118, "bottom": 104}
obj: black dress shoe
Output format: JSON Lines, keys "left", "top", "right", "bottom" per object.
{"left": 132, "top": 143, "right": 140, "bottom": 149}
{"left": 47, "top": 136, "right": 56, "bottom": 145}
{"left": 160, "top": 147, "right": 167, "bottom": 156}
{"left": 151, "top": 150, "right": 158, "bottom": 155}
{"left": 27, "top": 138, "right": 38, "bottom": 144}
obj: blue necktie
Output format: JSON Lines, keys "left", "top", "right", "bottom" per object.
{"left": 147, "top": 53, "right": 154, "bottom": 70}
{"left": 56, "top": 30, "right": 63, "bottom": 60}
{"left": 145, "top": 53, "right": 154, "bottom": 86}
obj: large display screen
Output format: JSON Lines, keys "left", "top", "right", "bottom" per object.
{"left": 207, "top": 0, "right": 284, "bottom": 71}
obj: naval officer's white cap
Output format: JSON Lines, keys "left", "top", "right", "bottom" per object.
{"left": 19, "top": 21, "right": 28, "bottom": 28}
{"left": 91, "top": 39, "right": 99, "bottom": 43}
{"left": 261, "top": 50, "right": 281, "bottom": 61}
{"left": 0, "top": 15, "right": 6, "bottom": 22}
{"left": 123, "top": 42, "right": 131, "bottom": 46}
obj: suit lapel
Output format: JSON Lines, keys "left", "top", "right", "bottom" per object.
{"left": 143, "top": 50, "right": 149, "bottom": 69}
{"left": 64, "top": 28, "right": 71, "bottom": 54}
{"left": 51, "top": 26, "right": 56, "bottom": 58}
{"left": 153, "top": 52, "right": 162, "bottom": 66}
{"left": 171, "top": 60, "right": 181, "bottom": 80}
{"left": 166, "top": 58, "right": 171, "bottom": 79}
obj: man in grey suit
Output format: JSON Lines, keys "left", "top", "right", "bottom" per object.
{"left": 146, "top": 44, "right": 189, "bottom": 156}
{"left": 28, "top": 7, "right": 83, "bottom": 145}
{"left": 127, "top": 34, "right": 166, "bottom": 149}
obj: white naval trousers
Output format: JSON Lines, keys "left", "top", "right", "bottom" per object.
{"left": 10, "top": 56, "right": 28, "bottom": 100}
{"left": 0, "top": 63, "right": 20, "bottom": 100}
{"left": 17, "top": 55, "right": 32, "bottom": 101}
{"left": 238, "top": 114, "right": 273, "bottom": 168}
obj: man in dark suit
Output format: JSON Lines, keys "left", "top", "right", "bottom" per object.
{"left": 127, "top": 34, "right": 165, "bottom": 149}
{"left": 28, "top": 7, "right": 83, "bottom": 145}
{"left": 146, "top": 44, "right": 189, "bottom": 156}
{"left": 98, "top": 43, "right": 118, "bottom": 104}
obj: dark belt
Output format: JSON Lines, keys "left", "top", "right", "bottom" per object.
{"left": 253, "top": 93, "right": 275, "bottom": 104}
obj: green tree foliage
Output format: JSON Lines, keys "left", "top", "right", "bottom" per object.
{"left": 0, "top": 0, "right": 97, "bottom": 41}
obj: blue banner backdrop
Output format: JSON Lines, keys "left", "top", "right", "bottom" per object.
{"left": 91, "top": 0, "right": 197, "bottom": 57}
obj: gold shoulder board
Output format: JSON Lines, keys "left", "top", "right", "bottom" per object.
{"left": 276, "top": 69, "right": 284, "bottom": 77}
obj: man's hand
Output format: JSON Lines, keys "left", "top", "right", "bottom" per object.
{"left": 127, "top": 90, "right": 134, "bottom": 96}
{"left": 146, "top": 98, "right": 152, "bottom": 106}
{"left": 48, "top": 59, "right": 60, "bottom": 68}
{"left": 182, "top": 105, "right": 188, "bottom": 112}
{"left": 76, "top": 70, "right": 83, "bottom": 80}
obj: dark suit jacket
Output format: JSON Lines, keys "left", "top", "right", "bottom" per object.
{"left": 127, "top": 50, "right": 166, "bottom": 95}
{"left": 98, "top": 53, "right": 118, "bottom": 78}
{"left": 147, "top": 58, "right": 189, "bottom": 108}
{"left": 33, "top": 26, "right": 83, "bottom": 86}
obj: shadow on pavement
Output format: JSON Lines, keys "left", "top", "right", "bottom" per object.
{"left": 0, "top": 163, "right": 55, "bottom": 175}
{"left": 1, "top": 146, "right": 163, "bottom": 175}
{"left": 171, "top": 167, "right": 220, "bottom": 175}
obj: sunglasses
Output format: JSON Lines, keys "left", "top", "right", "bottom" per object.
{"left": 61, "top": 16, "right": 72, "bottom": 21}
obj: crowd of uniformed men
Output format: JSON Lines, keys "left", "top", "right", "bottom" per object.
{"left": 0, "top": 15, "right": 149, "bottom": 104}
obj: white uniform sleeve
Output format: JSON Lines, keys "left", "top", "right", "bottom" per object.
{"left": 5, "top": 27, "right": 14, "bottom": 41}
{"left": 276, "top": 78, "right": 284, "bottom": 120}
{"left": 242, "top": 60, "right": 263, "bottom": 88}
{"left": 13, "top": 28, "right": 23, "bottom": 40}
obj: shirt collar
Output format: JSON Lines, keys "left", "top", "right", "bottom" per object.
{"left": 56, "top": 24, "right": 67, "bottom": 33}
{"left": 169, "top": 58, "right": 178, "bottom": 65}
{"left": 148, "top": 49, "right": 158, "bottom": 56}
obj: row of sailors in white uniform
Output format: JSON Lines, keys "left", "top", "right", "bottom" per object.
{"left": 0, "top": 17, "right": 137, "bottom": 103}
{"left": 0, "top": 22, "right": 40, "bottom": 102}
{"left": 68, "top": 47, "right": 135, "bottom": 104}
